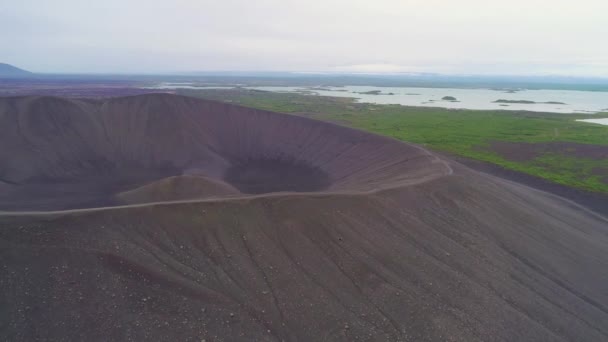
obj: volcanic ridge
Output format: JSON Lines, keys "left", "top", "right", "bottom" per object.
{"left": 1, "top": 94, "right": 607, "bottom": 341}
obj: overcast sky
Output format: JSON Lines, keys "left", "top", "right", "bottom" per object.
{"left": 1, "top": 0, "right": 607, "bottom": 76}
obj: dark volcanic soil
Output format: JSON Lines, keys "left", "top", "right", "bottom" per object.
{"left": 1, "top": 94, "right": 608, "bottom": 342}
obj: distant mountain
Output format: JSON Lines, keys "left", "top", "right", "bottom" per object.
{"left": 0, "top": 63, "right": 33, "bottom": 77}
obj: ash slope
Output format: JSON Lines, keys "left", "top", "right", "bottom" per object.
{"left": 0, "top": 95, "right": 607, "bottom": 342}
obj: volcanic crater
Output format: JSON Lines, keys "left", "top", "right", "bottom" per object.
{"left": 1, "top": 94, "right": 607, "bottom": 342}
{"left": 0, "top": 94, "right": 448, "bottom": 210}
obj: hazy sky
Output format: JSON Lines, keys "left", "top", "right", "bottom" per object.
{"left": 1, "top": 0, "right": 607, "bottom": 76}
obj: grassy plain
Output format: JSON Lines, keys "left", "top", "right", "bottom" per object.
{"left": 178, "top": 88, "right": 608, "bottom": 193}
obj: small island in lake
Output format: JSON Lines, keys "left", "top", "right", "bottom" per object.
{"left": 306, "top": 87, "right": 334, "bottom": 91}
{"left": 494, "top": 99, "right": 567, "bottom": 105}
{"left": 490, "top": 88, "right": 521, "bottom": 93}
{"left": 442, "top": 96, "right": 459, "bottom": 102}
{"left": 355, "top": 90, "right": 395, "bottom": 95}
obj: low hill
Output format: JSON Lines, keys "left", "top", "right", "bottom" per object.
{"left": 116, "top": 175, "right": 240, "bottom": 204}
{"left": 0, "top": 63, "right": 33, "bottom": 77}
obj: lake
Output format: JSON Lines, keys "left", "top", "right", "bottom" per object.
{"left": 143, "top": 83, "right": 608, "bottom": 124}
{"left": 246, "top": 85, "right": 608, "bottom": 115}
{"left": 576, "top": 118, "right": 608, "bottom": 125}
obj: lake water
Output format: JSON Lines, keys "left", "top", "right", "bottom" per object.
{"left": 246, "top": 86, "right": 608, "bottom": 115}
{"left": 576, "top": 118, "right": 608, "bottom": 126}
{"left": 142, "top": 83, "right": 608, "bottom": 124}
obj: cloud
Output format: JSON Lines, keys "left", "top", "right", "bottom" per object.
{"left": 1, "top": 0, "right": 607, "bottom": 76}
{"left": 331, "top": 64, "right": 412, "bottom": 73}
